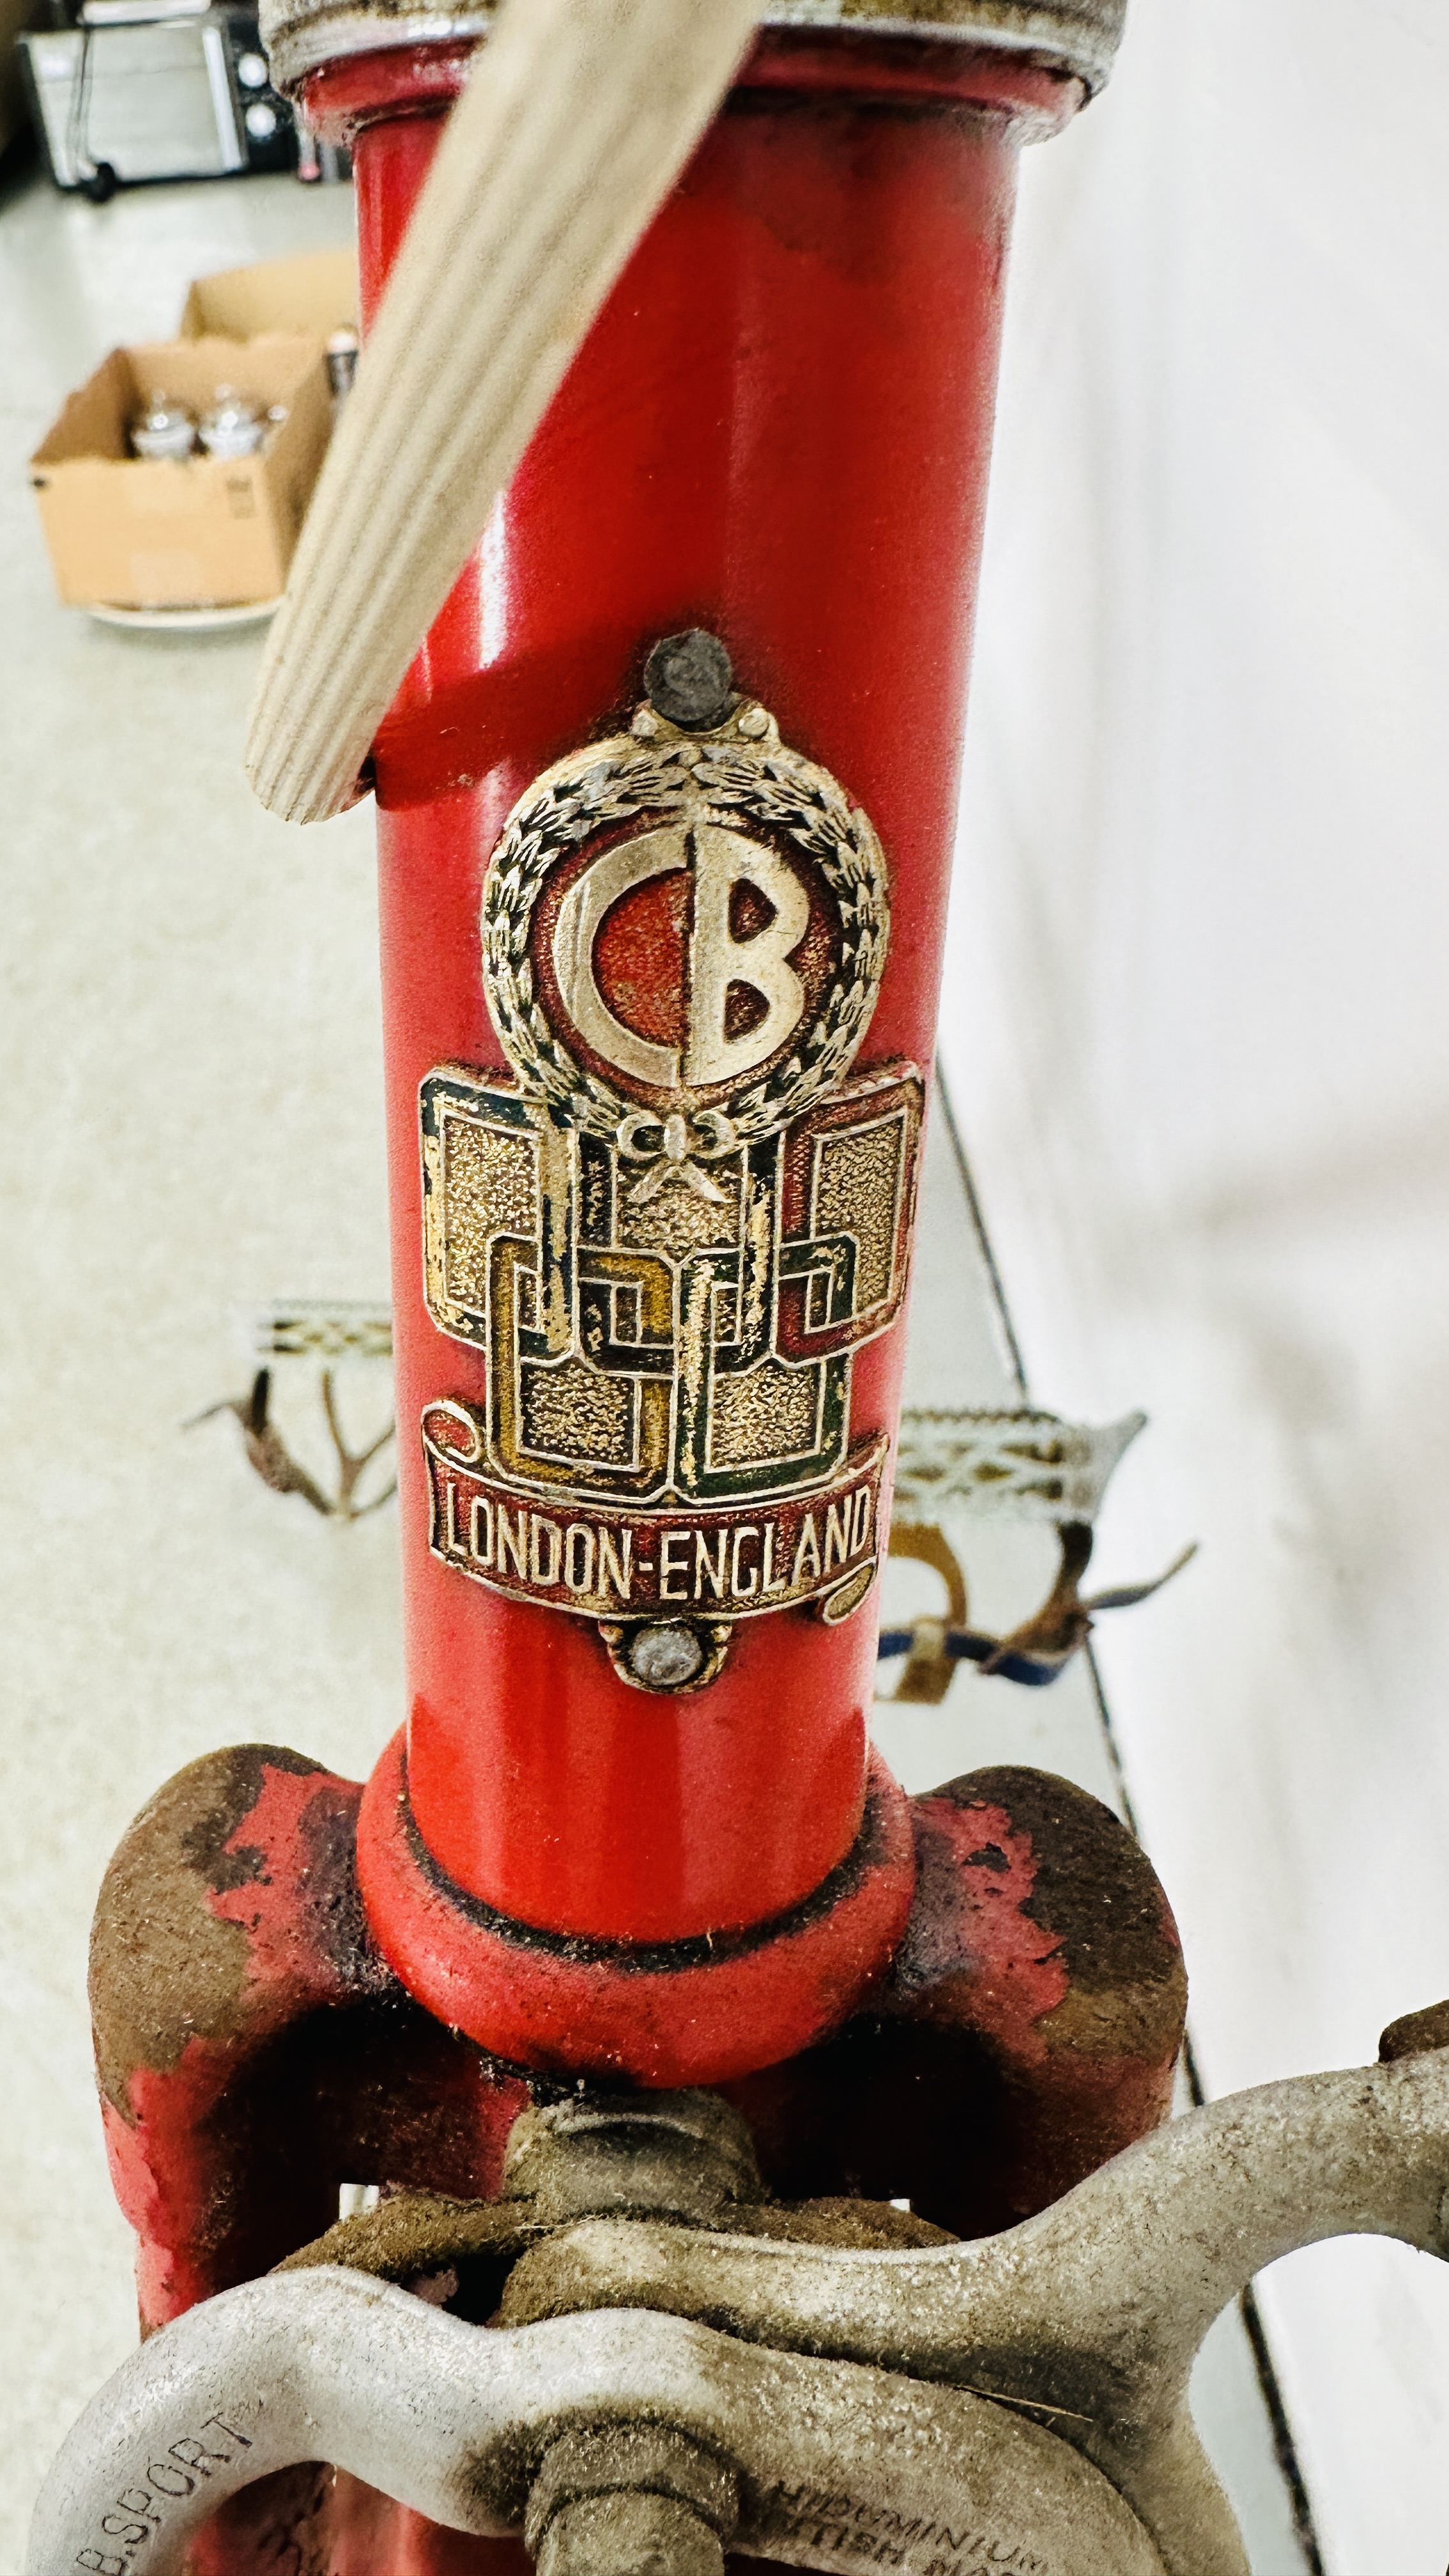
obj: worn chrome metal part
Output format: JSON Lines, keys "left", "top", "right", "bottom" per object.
{"left": 261, "top": 0, "right": 1127, "bottom": 105}
{"left": 26, "top": 2276, "right": 1165, "bottom": 2576}
{"left": 893, "top": 1406, "right": 1147, "bottom": 1527}
{"left": 31, "top": 2048, "right": 1449, "bottom": 2576}
{"left": 499, "top": 2050, "right": 1449, "bottom": 2576}
{"left": 500, "top": 2089, "right": 764, "bottom": 2227}
{"left": 525, "top": 2425, "right": 739, "bottom": 2576}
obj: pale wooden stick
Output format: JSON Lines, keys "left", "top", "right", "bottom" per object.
{"left": 247, "top": 0, "right": 760, "bottom": 825}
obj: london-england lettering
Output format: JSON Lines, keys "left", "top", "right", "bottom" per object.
{"left": 425, "top": 1398, "right": 883, "bottom": 1623}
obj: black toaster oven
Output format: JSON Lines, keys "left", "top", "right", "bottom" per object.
{"left": 20, "top": 4, "right": 295, "bottom": 195}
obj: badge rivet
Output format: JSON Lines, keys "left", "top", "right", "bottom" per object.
{"left": 628, "top": 1625, "right": 707, "bottom": 1689}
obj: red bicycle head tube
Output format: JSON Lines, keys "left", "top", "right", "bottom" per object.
{"left": 266, "top": 2, "right": 1123, "bottom": 2084}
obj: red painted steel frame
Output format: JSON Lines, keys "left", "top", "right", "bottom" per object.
{"left": 82, "top": 40, "right": 1192, "bottom": 2570}
{"left": 305, "top": 29, "right": 1082, "bottom": 2029}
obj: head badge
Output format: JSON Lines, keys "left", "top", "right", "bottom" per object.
{"left": 418, "top": 638, "right": 923, "bottom": 1685}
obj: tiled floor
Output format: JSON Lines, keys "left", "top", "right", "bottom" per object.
{"left": 1, "top": 153, "right": 1307, "bottom": 2574}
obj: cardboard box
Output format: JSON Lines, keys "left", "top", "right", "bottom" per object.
{"left": 29, "top": 332, "right": 330, "bottom": 610}
{"left": 179, "top": 246, "right": 358, "bottom": 343}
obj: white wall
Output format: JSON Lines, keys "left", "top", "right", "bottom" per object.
{"left": 939, "top": 5, "right": 1449, "bottom": 2568}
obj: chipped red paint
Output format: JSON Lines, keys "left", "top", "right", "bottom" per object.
{"left": 724, "top": 1769, "right": 1187, "bottom": 2237}
{"left": 96, "top": 1756, "right": 1184, "bottom": 2333}
{"left": 901, "top": 1789, "right": 1077, "bottom": 2042}
{"left": 90, "top": 1750, "right": 532, "bottom": 2335}
{"left": 206, "top": 1760, "right": 364, "bottom": 1989}
{"left": 96, "top": 1761, "right": 371, "bottom": 2329}
{"left": 93, "top": 1753, "right": 1185, "bottom": 2566}
{"left": 891, "top": 1774, "right": 1186, "bottom": 2218}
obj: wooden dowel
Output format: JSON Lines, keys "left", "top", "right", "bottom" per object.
{"left": 246, "top": 0, "right": 760, "bottom": 825}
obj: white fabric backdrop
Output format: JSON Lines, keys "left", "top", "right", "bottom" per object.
{"left": 939, "top": 4, "right": 1449, "bottom": 2567}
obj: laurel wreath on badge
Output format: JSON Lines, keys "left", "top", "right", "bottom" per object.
{"left": 480, "top": 730, "right": 890, "bottom": 1147}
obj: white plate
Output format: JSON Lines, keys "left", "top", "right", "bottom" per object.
{"left": 86, "top": 597, "right": 282, "bottom": 633}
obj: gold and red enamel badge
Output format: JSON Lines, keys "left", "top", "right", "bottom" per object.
{"left": 419, "top": 643, "right": 921, "bottom": 1687}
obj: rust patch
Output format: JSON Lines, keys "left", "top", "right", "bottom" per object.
{"left": 89, "top": 1745, "right": 335, "bottom": 2118}
{"left": 1033, "top": 1976, "right": 1184, "bottom": 2062}
{"left": 713, "top": 2196, "right": 954, "bottom": 2251}
{"left": 275, "top": 2189, "right": 544, "bottom": 2283}
{"left": 275, "top": 2188, "right": 953, "bottom": 2281}
{"left": 272, "top": 2182, "right": 954, "bottom": 2339}
{"left": 921, "top": 1767, "right": 1187, "bottom": 2062}
{"left": 936, "top": 1768, "right": 1181, "bottom": 1994}
{"left": 296, "top": 1773, "right": 387, "bottom": 1989}
{"left": 1379, "top": 1998, "right": 1449, "bottom": 2062}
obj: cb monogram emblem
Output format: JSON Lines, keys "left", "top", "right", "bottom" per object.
{"left": 419, "top": 645, "right": 923, "bottom": 1687}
